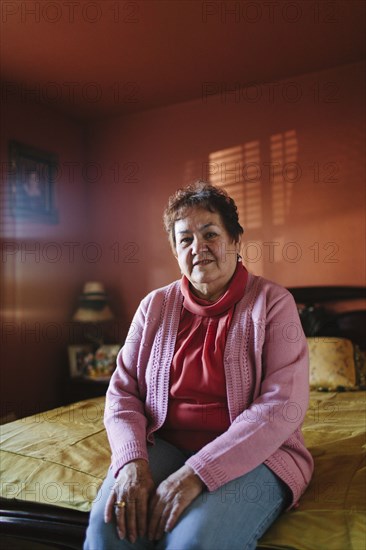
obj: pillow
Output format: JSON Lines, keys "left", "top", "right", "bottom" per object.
{"left": 307, "top": 337, "right": 360, "bottom": 391}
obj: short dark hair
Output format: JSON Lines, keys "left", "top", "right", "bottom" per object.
{"left": 163, "top": 181, "right": 244, "bottom": 251}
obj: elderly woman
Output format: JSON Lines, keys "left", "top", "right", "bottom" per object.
{"left": 84, "top": 182, "right": 313, "bottom": 550}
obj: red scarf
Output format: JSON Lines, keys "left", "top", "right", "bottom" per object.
{"left": 159, "top": 263, "right": 248, "bottom": 451}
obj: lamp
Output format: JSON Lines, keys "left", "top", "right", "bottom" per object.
{"left": 72, "top": 281, "right": 114, "bottom": 323}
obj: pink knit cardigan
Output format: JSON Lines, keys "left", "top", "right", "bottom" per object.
{"left": 104, "top": 272, "right": 314, "bottom": 507}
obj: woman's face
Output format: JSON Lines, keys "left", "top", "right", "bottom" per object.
{"left": 174, "top": 206, "right": 241, "bottom": 302}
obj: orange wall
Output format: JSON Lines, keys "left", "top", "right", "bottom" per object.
{"left": 0, "top": 98, "right": 88, "bottom": 417}
{"left": 1, "top": 61, "right": 364, "bottom": 416}
{"left": 87, "top": 61, "right": 365, "bottom": 322}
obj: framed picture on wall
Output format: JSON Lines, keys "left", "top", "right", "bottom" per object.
{"left": 8, "top": 141, "right": 59, "bottom": 223}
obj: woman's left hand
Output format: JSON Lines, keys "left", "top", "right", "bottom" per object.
{"left": 147, "top": 464, "right": 205, "bottom": 541}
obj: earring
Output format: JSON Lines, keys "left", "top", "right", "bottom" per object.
{"left": 237, "top": 253, "right": 242, "bottom": 262}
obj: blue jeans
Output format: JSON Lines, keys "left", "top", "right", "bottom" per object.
{"left": 84, "top": 438, "right": 290, "bottom": 550}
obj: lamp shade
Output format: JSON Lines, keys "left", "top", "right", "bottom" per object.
{"left": 72, "top": 282, "right": 114, "bottom": 322}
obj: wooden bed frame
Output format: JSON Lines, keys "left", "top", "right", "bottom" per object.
{"left": 0, "top": 497, "right": 88, "bottom": 550}
{"left": 1, "top": 285, "right": 365, "bottom": 550}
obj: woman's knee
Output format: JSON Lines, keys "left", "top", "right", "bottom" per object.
{"left": 161, "top": 465, "right": 289, "bottom": 550}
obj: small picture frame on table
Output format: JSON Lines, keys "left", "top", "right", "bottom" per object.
{"left": 86, "top": 345, "right": 120, "bottom": 381}
{"left": 68, "top": 344, "right": 120, "bottom": 381}
{"left": 68, "top": 345, "right": 94, "bottom": 378}
{"left": 8, "top": 140, "right": 59, "bottom": 223}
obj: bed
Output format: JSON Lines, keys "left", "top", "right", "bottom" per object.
{"left": 1, "top": 286, "right": 365, "bottom": 550}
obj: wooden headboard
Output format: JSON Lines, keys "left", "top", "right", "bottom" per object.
{"left": 287, "top": 285, "right": 365, "bottom": 304}
{"left": 287, "top": 286, "right": 366, "bottom": 350}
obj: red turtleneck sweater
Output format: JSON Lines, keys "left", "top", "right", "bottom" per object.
{"left": 158, "top": 263, "right": 248, "bottom": 450}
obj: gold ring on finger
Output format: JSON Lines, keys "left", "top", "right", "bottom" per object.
{"left": 114, "top": 500, "right": 126, "bottom": 509}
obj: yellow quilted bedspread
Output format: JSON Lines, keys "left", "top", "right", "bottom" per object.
{"left": 260, "top": 392, "right": 366, "bottom": 550}
{"left": 1, "top": 392, "right": 365, "bottom": 550}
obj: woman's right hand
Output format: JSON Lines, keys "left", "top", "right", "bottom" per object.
{"left": 104, "top": 459, "right": 155, "bottom": 543}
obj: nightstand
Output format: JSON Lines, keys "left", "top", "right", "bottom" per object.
{"left": 64, "top": 377, "right": 110, "bottom": 404}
